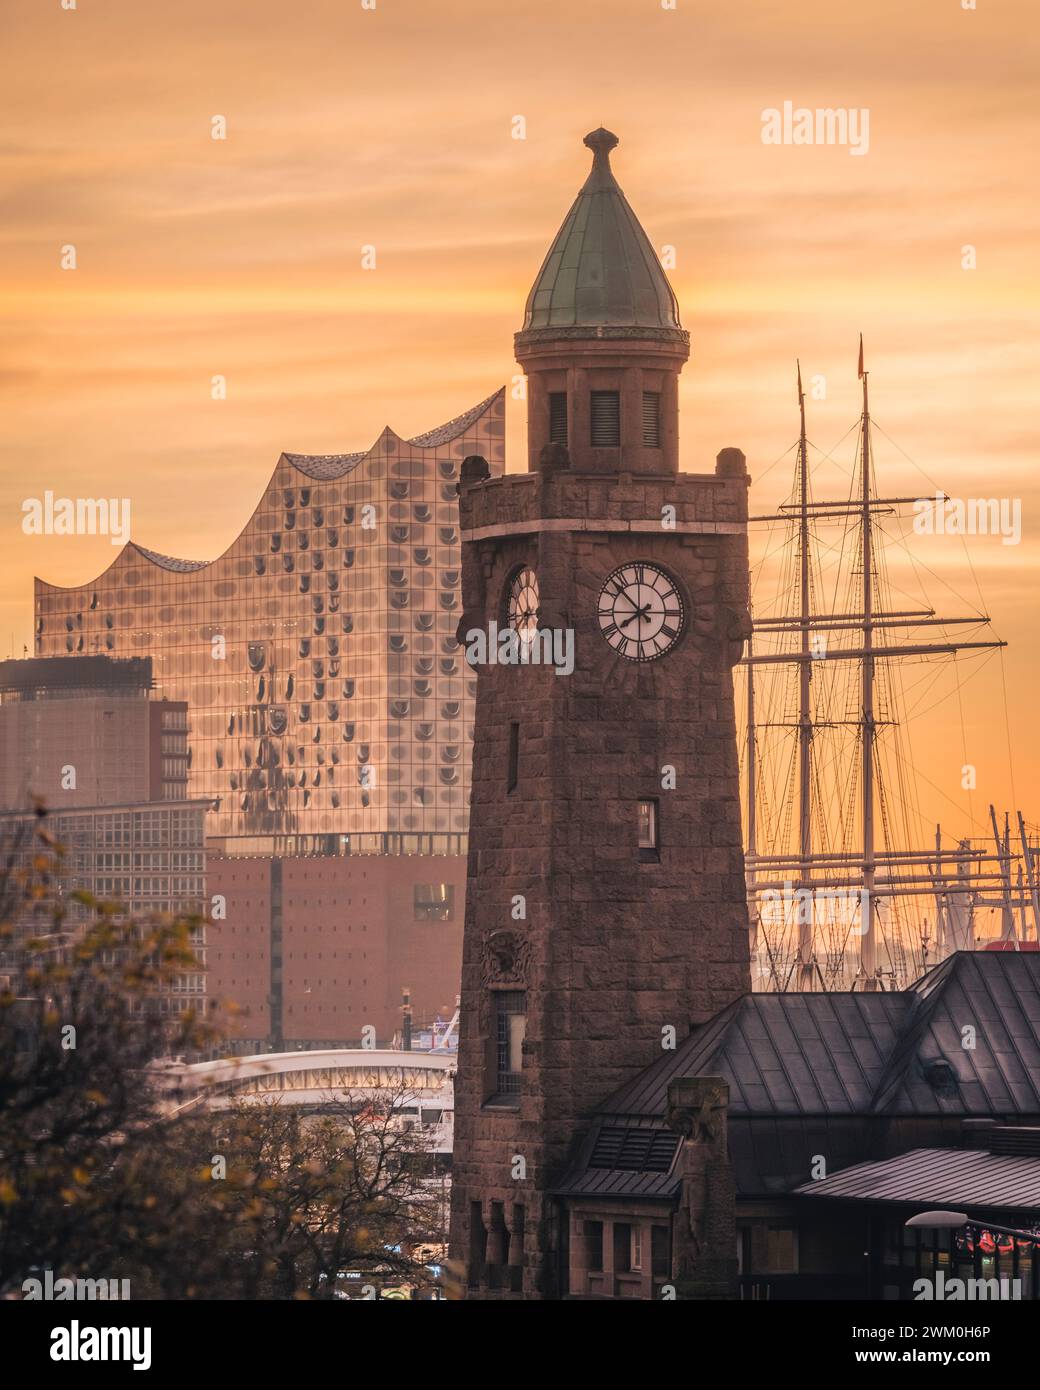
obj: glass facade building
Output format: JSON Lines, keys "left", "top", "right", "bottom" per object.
{"left": 34, "top": 392, "right": 506, "bottom": 856}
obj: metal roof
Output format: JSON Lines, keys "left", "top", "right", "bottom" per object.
{"left": 281, "top": 450, "right": 366, "bottom": 481}
{"left": 871, "top": 950, "right": 1040, "bottom": 1115}
{"left": 600, "top": 991, "right": 910, "bottom": 1118}
{"left": 554, "top": 1165, "right": 681, "bottom": 1200}
{"left": 520, "top": 129, "right": 682, "bottom": 334}
{"left": 554, "top": 1114, "right": 683, "bottom": 1199}
{"left": 794, "top": 1146, "right": 1040, "bottom": 1212}
{"left": 132, "top": 544, "right": 210, "bottom": 573}
{"left": 407, "top": 389, "right": 505, "bottom": 447}
{"left": 557, "top": 954, "right": 1040, "bottom": 1203}
{"left": 597, "top": 952, "right": 1040, "bottom": 1120}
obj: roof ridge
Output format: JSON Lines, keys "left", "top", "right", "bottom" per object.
{"left": 406, "top": 387, "right": 504, "bottom": 447}
{"left": 132, "top": 543, "right": 211, "bottom": 573}
{"left": 282, "top": 388, "right": 504, "bottom": 477}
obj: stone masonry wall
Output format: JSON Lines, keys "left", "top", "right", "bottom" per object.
{"left": 449, "top": 456, "right": 752, "bottom": 1298}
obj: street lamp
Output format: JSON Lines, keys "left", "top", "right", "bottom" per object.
{"left": 906, "top": 1211, "right": 1040, "bottom": 1242}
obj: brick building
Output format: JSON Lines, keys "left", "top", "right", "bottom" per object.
{"left": 555, "top": 949, "right": 1040, "bottom": 1301}
{"left": 207, "top": 851, "right": 466, "bottom": 1049}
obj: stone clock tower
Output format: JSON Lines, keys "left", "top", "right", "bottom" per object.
{"left": 448, "top": 129, "right": 752, "bottom": 1299}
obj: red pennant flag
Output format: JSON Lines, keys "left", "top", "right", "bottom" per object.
{"left": 796, "top": 359, "right": 802, "bottom": 402}
{"left": 857, "top": 334, "right": 865, "bottom": 380}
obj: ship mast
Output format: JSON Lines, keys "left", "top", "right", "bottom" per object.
{"left": 795, "top": 363, "right": 814, "bottom": 988}
{"left": 857, "top": 337, "right": 879, "bottom": 988}
{"left": 742, "top": 341, "right": 1010, "bottom": 990}
{"left": 746, "top": 626, "right": 759, "bottom": 965}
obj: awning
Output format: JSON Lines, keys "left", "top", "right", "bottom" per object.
{"left": 794, "top": 1147, "right": 1040, "bottom": 1212}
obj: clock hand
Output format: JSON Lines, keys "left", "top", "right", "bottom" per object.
{"left": 620, "top": 605, "right": 651, "bottom": 630}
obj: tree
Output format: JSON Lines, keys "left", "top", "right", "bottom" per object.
{"left": 0, "top": 819, "right": 445, "bottom": 1299}
{"left": 125, "top": 1090, "right": 447, "bottom": 1299}
{"left": 0, "top": 816, "right": 218, "bottom": 1294}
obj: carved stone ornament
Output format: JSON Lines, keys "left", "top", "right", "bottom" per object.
{"left": 720, "top": 605, "right": 753, "bottom": 669}
{"left": 666, "top": 1077, "right": 728, "bottom": 1145}
{"left": 480, "top": 928, "right": 531, "bottom": 986}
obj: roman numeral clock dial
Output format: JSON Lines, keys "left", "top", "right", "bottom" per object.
{"left": 597, "top": 563, "right": 685, "bottom": 661}
{"left": 507, "top": 567, "right": 540, "bottom": 641}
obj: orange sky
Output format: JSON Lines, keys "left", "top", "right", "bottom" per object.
{"left": 2, "top": 0, "right": 1038, "bottom": 847}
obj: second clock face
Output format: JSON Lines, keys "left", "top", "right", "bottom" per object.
{"left": 507, "top": 567, "right": 540, "bottom": 641}
{"left": 598, "top": 563, "right": 685, "bottom": 662}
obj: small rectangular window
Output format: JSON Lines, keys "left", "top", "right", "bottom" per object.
{"left": 507, "top": 721, "right": 519, "bottom": 794}
{"left": 642, "top": 391, "right": 661, "bottom": 447}
{"left": 549, "top": 392, "right": 568, "bottom": 445}
{"left": 638, "top": 799, "right": 659, "bottom": 859}
{"left": 585, "top": 1220, "right": 604, "bottom": 1272}
{"left": 495, "top": 990, "right": 526, "bottom": 1095}
{"left": 613, "top": 1222, "right": 632, "bottom": 1274}
{"left": 764, "top": 1226, "right": 799, "bottom": 1274}
{"left": 631, "top": 1225, "right": 643, "bottom": 1271}
{"left": 590, "top": 390, "right": 620, "bottom": 446}
{"left": 414, "top": 883, "right": 455, "bottom": 921}
{"left": 651, "top": 1225, "right": 670, "bottom": 1280}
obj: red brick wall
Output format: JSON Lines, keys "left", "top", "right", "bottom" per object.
{"left": 207, "top": 853, "right": 466, "bottom": 1048}
{"left": 206, "top": 857, "right": 272, "bottom": 1044}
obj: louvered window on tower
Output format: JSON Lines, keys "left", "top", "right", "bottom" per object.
{"left": 588, "top": 1126, "right": 679, "bottom": 1173}
{"left": 590, "top": 390, "right": 620, "bottom": 446}
{"left": 549, "top": 392, "right": 568, "bottom": 446}
{"left": 642, "top": 391, "right": 661, "bottom": 447}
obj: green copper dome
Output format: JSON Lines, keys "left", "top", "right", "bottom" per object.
{"left": 520, "top": 128, "right": 682, "bottom": 335}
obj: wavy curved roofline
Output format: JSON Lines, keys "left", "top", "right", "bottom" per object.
{"left": 284, "top": 389, "right": 505, "bottom": 480}
{"left": 34, "top": 388, "right": 505, "bottom": 592}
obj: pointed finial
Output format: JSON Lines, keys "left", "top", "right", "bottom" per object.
{"left": 583, "top": 127, "right": 619, "bottom": 177}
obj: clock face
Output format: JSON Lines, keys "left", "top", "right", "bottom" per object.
{"left": 507, "top": 567, "right": 540, "bottom": 642}
{"left": 597, "top": 563, "right": 685, "bottom": 662}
